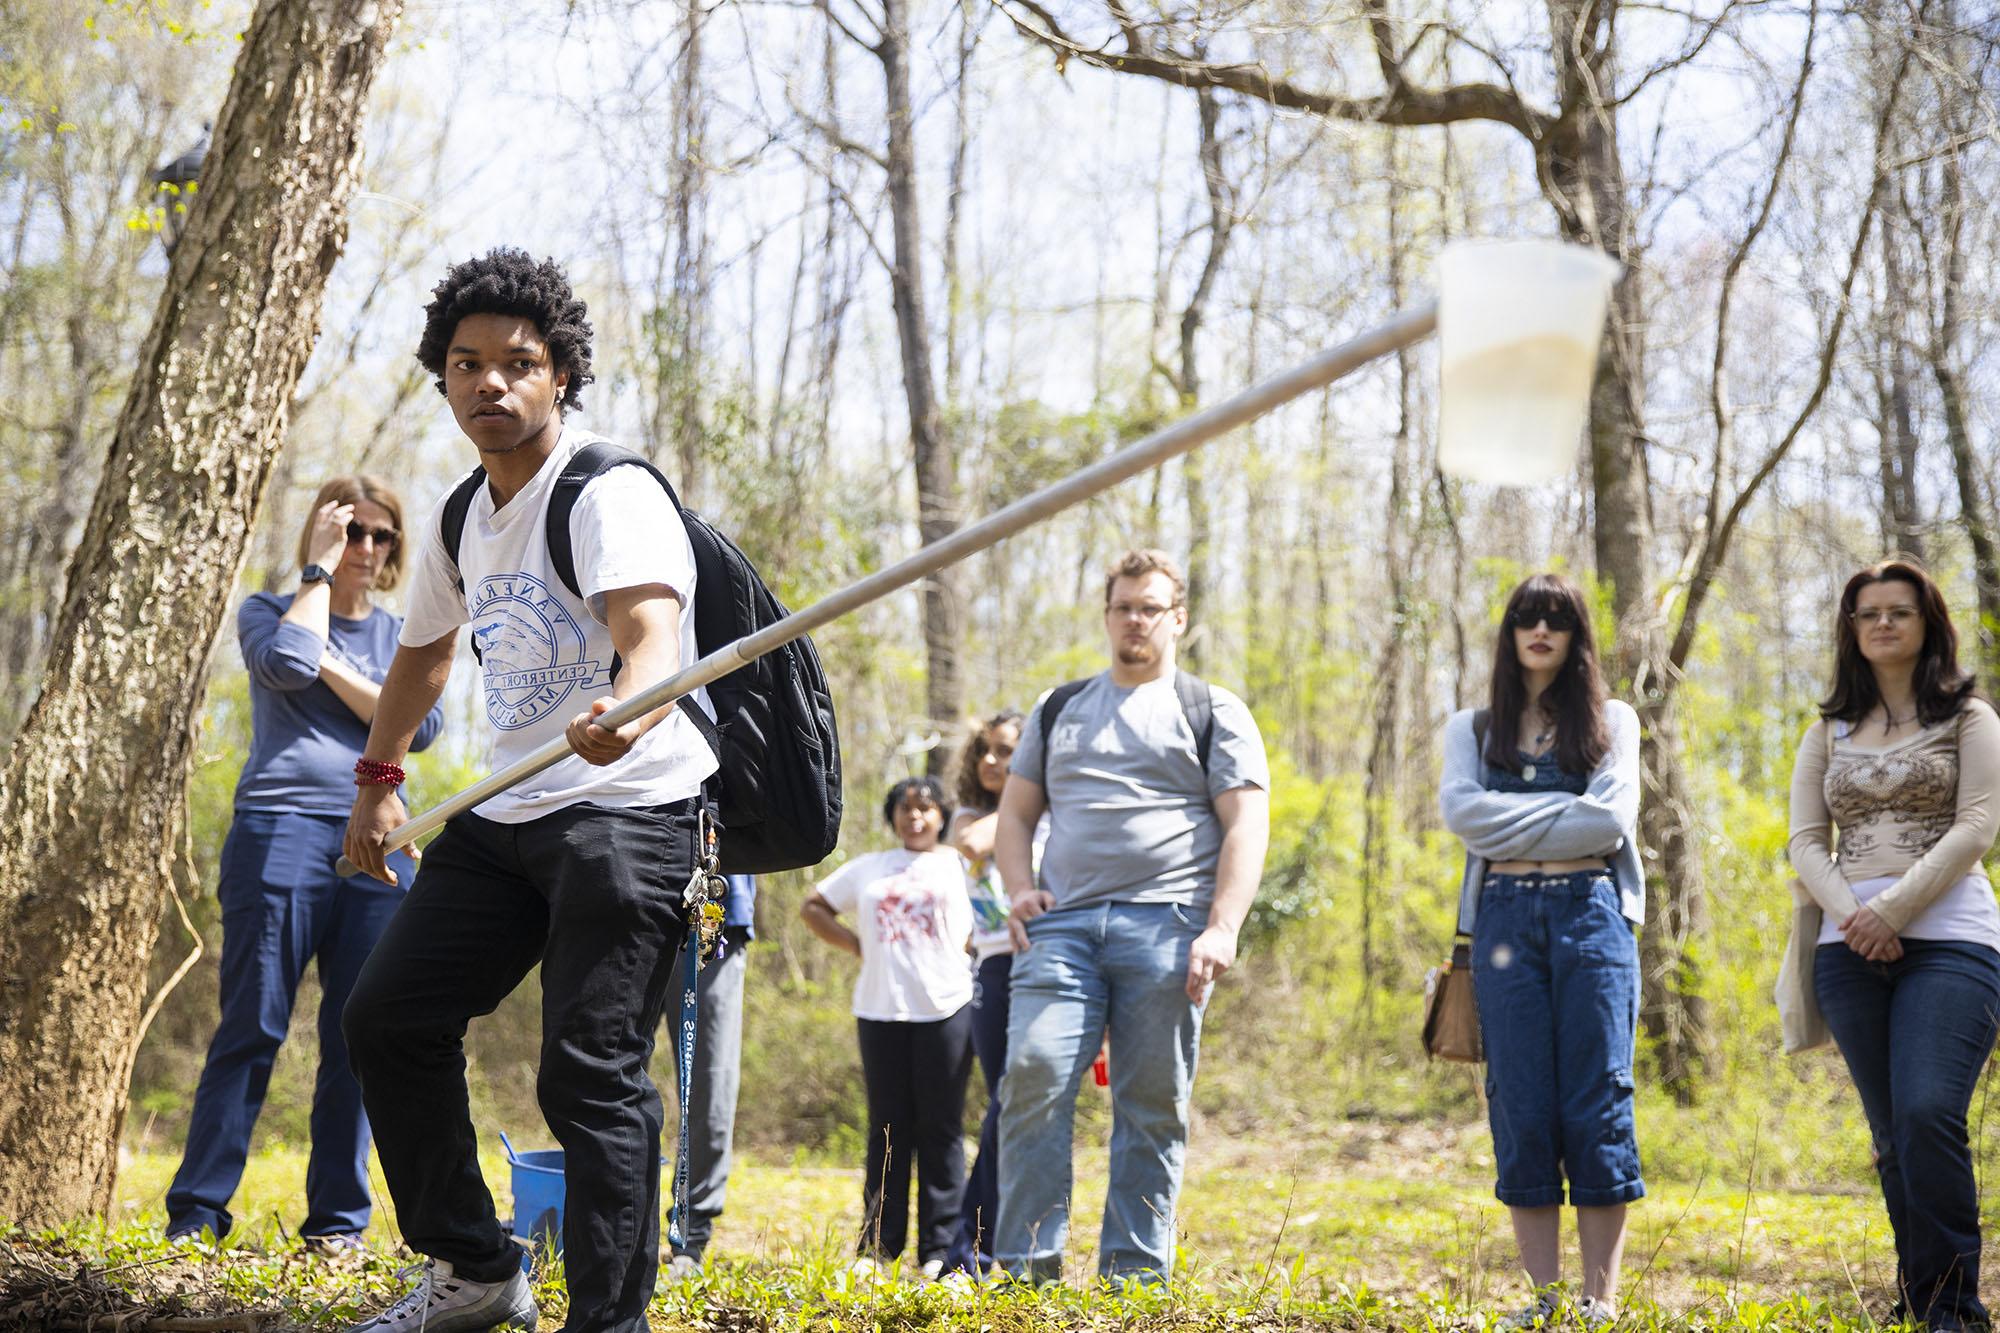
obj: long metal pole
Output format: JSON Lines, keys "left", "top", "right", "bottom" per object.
{"left": 342, "top": 300, "right": 1436, "bottom": 871}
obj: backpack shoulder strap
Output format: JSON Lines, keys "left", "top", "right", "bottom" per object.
{"left": 438, "top": 467, "right": 488, "bottom": 597}
{"left": 1175, "top": 670, "right": 1216, "bottom": 775}
{"left": 1038, "top": 679, "right": 1092, "bottom": 764}
{"left": 544, "top": 439, "right": 676, "bottom": 599}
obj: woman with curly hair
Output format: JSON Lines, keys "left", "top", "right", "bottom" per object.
{"left": 939, "top": 709, "right": 1025, "bottom": 1278}
{"left": 1789, "top": 559, "right": 2000, "bottom": 1333}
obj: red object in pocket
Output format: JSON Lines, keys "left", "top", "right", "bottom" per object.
{"left": 1092, "top": 1053, "right": 1109, "bottom": 1087}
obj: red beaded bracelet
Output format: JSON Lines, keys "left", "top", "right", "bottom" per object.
{"left": 353, "top": 758, "right": 406, "bottom": 787}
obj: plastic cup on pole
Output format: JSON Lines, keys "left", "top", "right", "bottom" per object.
{"left": 1435, "top": 239, "right": 1621, "bottom": 485}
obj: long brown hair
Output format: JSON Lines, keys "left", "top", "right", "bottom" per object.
{"left": 1818, "top": 559, "right": 1976, "bottom": 726}
{"left": 1485, "top": 573, "right": 1611, "bottom": 774}
{"left": 294, "top": 474, "right": 408, "bottom": 591}
{"left": 950, "top": 709, "right": 1025, "bottom": 814}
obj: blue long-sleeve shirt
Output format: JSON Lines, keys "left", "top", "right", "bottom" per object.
{"left": 234, "top": 591, "right": 443, "bottom": 815}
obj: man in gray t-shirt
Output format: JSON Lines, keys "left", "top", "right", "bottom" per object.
{"left": 991, "top": 549, "right": 1270, "bottom": 1287}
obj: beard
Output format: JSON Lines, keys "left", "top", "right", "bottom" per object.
{"left": 1115, "top": 639, "right": 1160, "bottom": 666}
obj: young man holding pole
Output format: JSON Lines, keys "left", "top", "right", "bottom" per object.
{"left": 992, "top": 549, "right": 1270, "bottom": 1288}
{"left": 341, "top": 249, "right": 716, "bottom": 1333}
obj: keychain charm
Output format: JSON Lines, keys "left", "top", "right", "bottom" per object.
{"left": 685, "top": 809, "right": 728, "bottom": 962}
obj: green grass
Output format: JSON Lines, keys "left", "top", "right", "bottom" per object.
{"left": 49, "top": 1137, "right": 1928, "bottom": 1330}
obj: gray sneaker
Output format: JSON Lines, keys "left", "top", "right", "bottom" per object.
{"left": 345, "top": 1258, "right": 537, "bottom": 1333}
{"left": 1576, "top": 1295, "right": 1617, "bottom": 1327}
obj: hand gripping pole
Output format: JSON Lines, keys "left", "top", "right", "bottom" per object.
{"left": 336, "top": 300, "right": 1437, "bottom": 874}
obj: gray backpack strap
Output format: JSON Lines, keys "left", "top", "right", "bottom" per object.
{"left": 1175, "top": 670, "right": 1216, "bottom": 775}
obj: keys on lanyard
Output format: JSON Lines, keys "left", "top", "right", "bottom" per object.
{"left": 682, "top": 807, "right": 728, "bottom": 963}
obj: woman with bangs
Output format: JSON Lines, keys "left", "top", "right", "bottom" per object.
{"left": 1788, "top": 559, "right": 2000, "bottom": 1333}
{"left": 1439, "top": 572, "right": 1645, "bottom": 1329}
{"left": 167, "top": 476, "right": 444, "bottom": 1251}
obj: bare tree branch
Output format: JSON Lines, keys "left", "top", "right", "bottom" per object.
{"left": 993, "top": 0, "right": 1556, "bottom": 137}
{"left": 1609, "top": 0, "right": 1749, "bottom": 107}
{"left": 1668, "top": 10, "right": 1915, "bottom": 672}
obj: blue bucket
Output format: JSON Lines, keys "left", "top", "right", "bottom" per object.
{"left": 500, "top": 1131, "right": 567, "bottom": 1253}
{"left": 499, "top": 1131, "right": 668, "bottom": 1257}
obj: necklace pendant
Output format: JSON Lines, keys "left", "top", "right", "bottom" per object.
{"left": 1522, "top": 763, "right": 1537, "bottom": 782}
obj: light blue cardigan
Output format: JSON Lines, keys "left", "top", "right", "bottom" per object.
{"left": 1438, "top": 699, "right": 1646, "bottom": 935}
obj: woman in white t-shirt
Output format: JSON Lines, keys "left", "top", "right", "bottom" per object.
{"left": 801, "top": 777, "right": 975, "bottom": 1277}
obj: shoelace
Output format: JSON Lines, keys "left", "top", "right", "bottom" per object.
{"left": 370, "top": 1261, "right": 445, "bottom": 1328}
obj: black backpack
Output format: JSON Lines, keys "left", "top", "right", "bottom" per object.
{"left": 440, "top": 440, "right": 843, "bottom": 874}
{"left": 1038, "top": 670, "right": 1217, "bottom": 777}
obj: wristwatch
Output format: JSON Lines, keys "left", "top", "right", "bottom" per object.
{"left": 300, "top": 564, "right": 333, "bottom": 587}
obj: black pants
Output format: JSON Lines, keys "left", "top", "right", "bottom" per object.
{"left": 856, "top": 1007, "right": 973, "bottom": 1263}
{"left": 343, "top": 801, "right": 698, "bottom": 1333}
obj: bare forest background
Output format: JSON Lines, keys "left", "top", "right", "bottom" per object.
{"left": 3, "top": 0, "right": 2000, "bottom": 1216}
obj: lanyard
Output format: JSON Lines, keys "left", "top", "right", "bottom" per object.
{"left": 669, "top": 810, "right": 727, "bottom": 1253}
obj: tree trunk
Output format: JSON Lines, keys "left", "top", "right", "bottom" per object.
{"left": 1176, "top": 87, "right": 1234, "bottom": 672}
{"left": 874, "top": 0, "right": 962, "bottom": 758}
{"left": 1542, "top": 2, "right": 1709, "bottom": 1099}
{"left": 668, "top": 0, "right": 710, "bottom": 502}
{"left": 1926, "top": 62, "right": 2000, "bottom": 678}
{"left": 0, "top": 0, "right": 402, "bottom": 1223}
{"left": 1360, "top": 139, "right": 1418, "bottom": 1006}
{"left": 1875, "top": 219, "right": 1924, "bottom": 563}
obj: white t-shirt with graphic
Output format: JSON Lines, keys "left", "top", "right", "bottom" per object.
{"left": 955, "top": 805, "right": 1050, "bottom": 962}
{"left": 399, "top": 428, "right": 719, "bottom": 823}
{"left": 815, "top": 847, "right": 975, "bottom": 1021}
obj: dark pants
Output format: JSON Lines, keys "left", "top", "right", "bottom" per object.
{"left": 343, "top": 801, "right": 698, "bottom": 1333}
{"left": 943, "top": 952, "right": 1012, "bottom": 1274}
{"left": 856, "top": 1007, "right": 974, "bottom": 1263}
{"left": 168, "top": 810, "right": 412, "bottom": 1240}
{"left": 1816, "top": 938, "right": 2000, "bottom": 1331}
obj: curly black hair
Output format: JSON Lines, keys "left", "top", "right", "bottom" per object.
{"left": 414, "top": 248, "right": 594, "bottom": 412}
{"left": 881, "top": 776, "right": 948, "bottom": 831}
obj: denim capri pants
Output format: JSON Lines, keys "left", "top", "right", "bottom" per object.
{"left": 1472, "top": 869, "right": 1645, "bottom": 1208}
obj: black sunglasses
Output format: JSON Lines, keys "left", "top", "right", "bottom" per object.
{"left": 1507, "top": 606, "right": 1579, "bottom": 633}
{"left": 346, "top": 521, "right": 399, "bottom": 548}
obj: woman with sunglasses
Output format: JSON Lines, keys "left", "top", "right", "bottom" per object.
{"left": 167, "top": 476, "right": 444, "bottom": 1253}
{"left": 1439, "top": 573, "right": 1644, "bottom": 1329}
{"left": 1789, "top": 559, "right": 2000, "bottom": 1332}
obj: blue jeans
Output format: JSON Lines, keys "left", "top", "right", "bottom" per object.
{"left": 1472, "top": 871, "right": 1644, "bottom": 1209}
{"left": 1816, "top": 939, "right": 2000, "bottom": 1330}
{"left": 995, "top": 901, "right": 1204, "bottom": 1285}
{"left": 167, "top": 810, "right": 412, "bottom": 1239}
{"left": 944, "top": 951, "right": 1013, "bottom": 1274}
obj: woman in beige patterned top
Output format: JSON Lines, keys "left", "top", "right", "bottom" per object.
{"left": 1787, "top": 558, "right": 2000, "bottom": 1333}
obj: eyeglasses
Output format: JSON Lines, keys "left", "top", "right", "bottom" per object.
{"left": 1507, "top": 607, "right": 1579, "bottom": 633}
{"left": 346, "top": 522, "right": 399, "bottom": 548}
{"left": 1850, "top": 606, "right": 1920, "bottom": 628}
{"left": 1107, "top": 602, "right": 1180, "bottom": 624}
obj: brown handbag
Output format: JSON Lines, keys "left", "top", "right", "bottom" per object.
{"left": 1423, "top": 708, "right": 1489, "bottom": 1063}
{"left": 1422, "top": 938, "right": 1483, "bottom": 1062}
